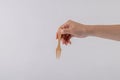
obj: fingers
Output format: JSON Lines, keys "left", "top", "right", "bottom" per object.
{"left": 61, "top": 29, "right": 70, "bottom": 34}
{"left": 56, "top": 24, "right": 69, "bottom": 39}
{"left": 56, "top": 32, "right": 58, "bottom": 39}
{"left": 61, "top": 24, "right": 71, "bottom": 34}
{"left": 56, "top": 20, "right": 72, "bottom": 45}
{"left": 56, "top": 27, "right": 62, "bottom": 39}
{"left": 56, "top": 32, "right": 72, "bottom": 45}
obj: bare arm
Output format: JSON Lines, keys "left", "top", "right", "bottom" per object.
{"left": 56, "top": 20, "right": 120, "bottom": 45}
{"left": 87, "top": 25, "right": 120, "bottom": 41}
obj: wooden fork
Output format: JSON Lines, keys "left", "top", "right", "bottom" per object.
{"left": 56, "top": 33, "right": 61, "bottom": 59}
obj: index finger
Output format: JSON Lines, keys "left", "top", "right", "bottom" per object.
{"left": 56, "top": 25, "right": 64, "bottom": 39}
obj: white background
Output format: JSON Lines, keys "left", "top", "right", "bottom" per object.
{"left": 0, "top": 0, "right": 120, "bottom": 80}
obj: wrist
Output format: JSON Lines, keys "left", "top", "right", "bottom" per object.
{"left": 85, "top": 25, "right": 95, "bottom": 37}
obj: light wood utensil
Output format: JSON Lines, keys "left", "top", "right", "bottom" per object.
{"left": 56, "top": 33, "right": 61, "bottom": 59}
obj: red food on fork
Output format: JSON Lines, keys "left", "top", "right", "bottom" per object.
{"left": 61, "top": 34, "right": 72, "bottom": 45}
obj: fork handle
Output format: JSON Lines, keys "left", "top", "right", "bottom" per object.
{"left": 58, "top": 33, "right": 61, "bottom": 47}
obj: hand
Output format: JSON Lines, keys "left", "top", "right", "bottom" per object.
{"left": 56, "top": 20, "right": 88, "bottom": 45}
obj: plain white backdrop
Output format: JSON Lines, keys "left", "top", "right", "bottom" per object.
{"left": 0, "top": 0, "right": 120, "bottom": 80}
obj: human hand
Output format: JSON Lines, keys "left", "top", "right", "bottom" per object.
{"left": 56, "top": 20, "right": 88, "bottom": 45}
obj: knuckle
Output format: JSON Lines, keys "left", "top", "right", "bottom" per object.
{"left": 68, "top": 19, "right": 72, "bottom": 22}
{"left": 66, "top": 19, "right": 73, "bottom": 25}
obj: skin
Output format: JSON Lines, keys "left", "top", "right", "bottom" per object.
{"left": 56, "top": 20, "right": 120, "bottom": 45}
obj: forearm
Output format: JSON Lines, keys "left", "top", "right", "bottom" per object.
{"left": 86, "top": 25, "right": 120, "bottom": 41}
